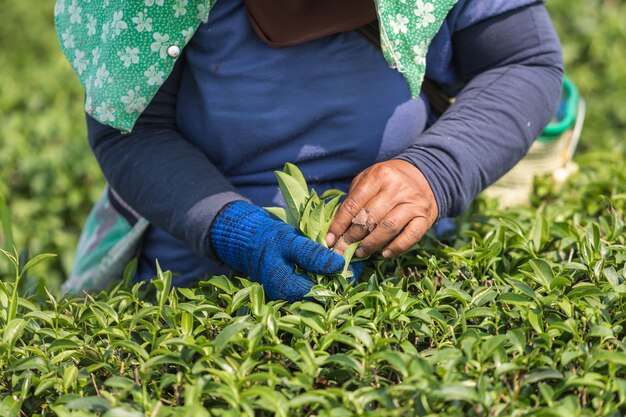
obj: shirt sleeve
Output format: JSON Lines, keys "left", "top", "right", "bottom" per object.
{"left": 449, "top": 0, "right": 544, "bottom": 31}
{"left": 87, "top": 55, "right": 247, "bottom": 258}
{"left": 397, "top": 3, "right": 563, "bottom": 218}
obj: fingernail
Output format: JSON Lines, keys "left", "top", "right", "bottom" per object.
{"left": 326, "top": 233, "right": 336, "bottom": 246}
{"left": 355, "top": 249, "right": 365, "bottom": 258}
{"left": 382, "top": 249, "right": 392, "bottom": 258}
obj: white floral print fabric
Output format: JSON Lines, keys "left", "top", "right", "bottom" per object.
{"left": 375, "top": 0, "right": 457, "bottom": 96}
{"left": 55, "top": 0, "right": 456, "bottom": 132}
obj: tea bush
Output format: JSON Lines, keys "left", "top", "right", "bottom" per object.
{"left": 1, "top": 154, "right": 625, "bottom": 416}
{"left": 1, "top": 0, "right": 625, "bottom": 290}
{"left": 1, "top": 0, "right": 626, "bottom": 415}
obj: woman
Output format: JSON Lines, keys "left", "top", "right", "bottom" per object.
{"left": 55, "top": 0, "right": 563, "bottom": 301}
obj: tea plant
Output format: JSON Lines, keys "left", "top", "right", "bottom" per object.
{"left": 0, "top": 154, "right": 625, "bottom": 416}
{"left": 2, "top": 0, "right": 626, "bottom": 415}
{"left": 265, "top": 163, "right": 360, "bottom": 283}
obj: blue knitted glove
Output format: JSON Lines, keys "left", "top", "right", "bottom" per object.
{"left": 210, "top": 201, "right": 350, "bottom": 302}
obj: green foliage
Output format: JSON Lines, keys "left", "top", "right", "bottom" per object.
{"left": 1, "top": 0, "right": 625, "bottom": 290}
{"left": 0, "top": 1, "right": 103, "bottom": 293}
{"left": 266, "top": 163, "right": 358, "bottom": 283}
{"left": 0, "top": 159, "right": 625, "bottom": 415}
{"left": 546, "top": 0, "right": 626, "bottom": 155}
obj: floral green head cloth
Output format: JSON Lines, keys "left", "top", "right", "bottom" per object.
{"left": 55, "top": 0, "right": 457, "bottom": 132}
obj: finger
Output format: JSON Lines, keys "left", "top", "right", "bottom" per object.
{"left": 354, "top": 204, "right": 417, "bottom": 258}
{"left": 334, "top": 190, "right": 406, "bottom": 254}
{"left": 326, "top": 176, "right": 381, "bottom": 247}
{"left": 382, "top": 216, "right": 431, "bottom": 258}
{"left": 332, "top": 210, "right": 374, "bottom": 255}
{"left": 332, "top": 229, "right": 364, "bottom": 256}
{"left": 266, "top": 264, "right": 314, "bottom": 303}
{"left": 321, "top": 176, "right": 362, "bottom": 249}
{"left": 347, "top": 170, "right": 366, "bottom": 193}
{"left": 288, "top": 235, "right": 345, "bottom": 275}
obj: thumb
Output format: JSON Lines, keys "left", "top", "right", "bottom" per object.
{"left": 288, "top": 235, "right": 345, "bottom": 275}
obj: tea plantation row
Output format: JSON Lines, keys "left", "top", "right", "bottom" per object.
{"left": 1, "top": 0, "right": 626, "bottom": 415}
{"left": 0, "top": 152, "right": 624, "bottom": 415}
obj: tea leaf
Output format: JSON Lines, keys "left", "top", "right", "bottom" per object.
{"left": 7, "top": 356, "right": 45, "bottom": 372}
{"left": 320, "top": 189, "right": 345, "bottom": 200}
{"left": 306, "top": 203, "right": 325, "bottom": 242}
{"left": 102, "top": 408, "right": 144, "bottom": 417}
{"left": 66, "top": 396, "right": 112, "bottom": 412}
{"left": 0, "top": 247, "right": 18, "bottom": 270}
{"left": 434, "top": 384, "right": 478, "bottom": 403}
{"left": 527, "top": 259, "right": 555, "bottom": 290}
{"left": 3, "top": 318, "right": 27, "bottom": 351}
{"left": 283, "top": 162, "right": 308, "bottom": 196}
{"left": 111, "top": 340, "right": 149, "bottom": 361}
{"left": 20, "top": 253, "right": 56, "bottom": 276}
{"left": 275, "top": 171, "right": 309, "bottom": 227}
{"left": 63, "top": 365, "right": 79, "bottom": 392}
{"left": 143, "top": 355, "right": 190, "bottom": 371}
{"left": 594, "top": 350, "right": 626, "bottom": 366}
{"left": 341, "top": 242, "right": 360, "bottom": 277}
{"left": 0, "top": 396, "right": 21, "bottom": 417}
{"left": 265, "top": 207, "right": 288, "bottom": 223}
{"left": 213, "top": 320, "right": 251, "bottom": 353}
{"left": 154, "top": 261, "right": 172, "bottom": 314}
{"left": 524, "top": 369, "right": 564, "bottom": 384}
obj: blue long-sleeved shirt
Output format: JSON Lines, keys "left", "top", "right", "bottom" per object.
{"left": 87, "top": 1, "right": 563, "bottom": 265}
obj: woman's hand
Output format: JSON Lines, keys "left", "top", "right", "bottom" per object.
{"left": 211, "top": 201, "right": 351, "bottom": 302}
{"left": 326, "top": 160, "right": 438, "bottom": 259}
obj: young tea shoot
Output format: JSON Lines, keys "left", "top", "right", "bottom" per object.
{"left": 265, "top": 163, "right": 361, "bottom": 287}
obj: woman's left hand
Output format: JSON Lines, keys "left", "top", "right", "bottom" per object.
{"left": 326, "top": 160, "right": 438, "bottom": 259}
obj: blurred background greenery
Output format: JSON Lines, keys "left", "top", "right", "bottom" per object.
{"left": 0, "top": 1, "right": 625, "bottom": 292}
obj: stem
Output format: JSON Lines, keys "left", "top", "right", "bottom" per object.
{"left": 8, "top": 255, "right": 21, "bottom": 322}
{"left": 150, "top": 400, "right": 163, "bottom": 417}
{"left": 132, "top": 364, "right": 142, "bottom": 385}
{"left": 91, "top": 373, "right": 101, "bottom": 396}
